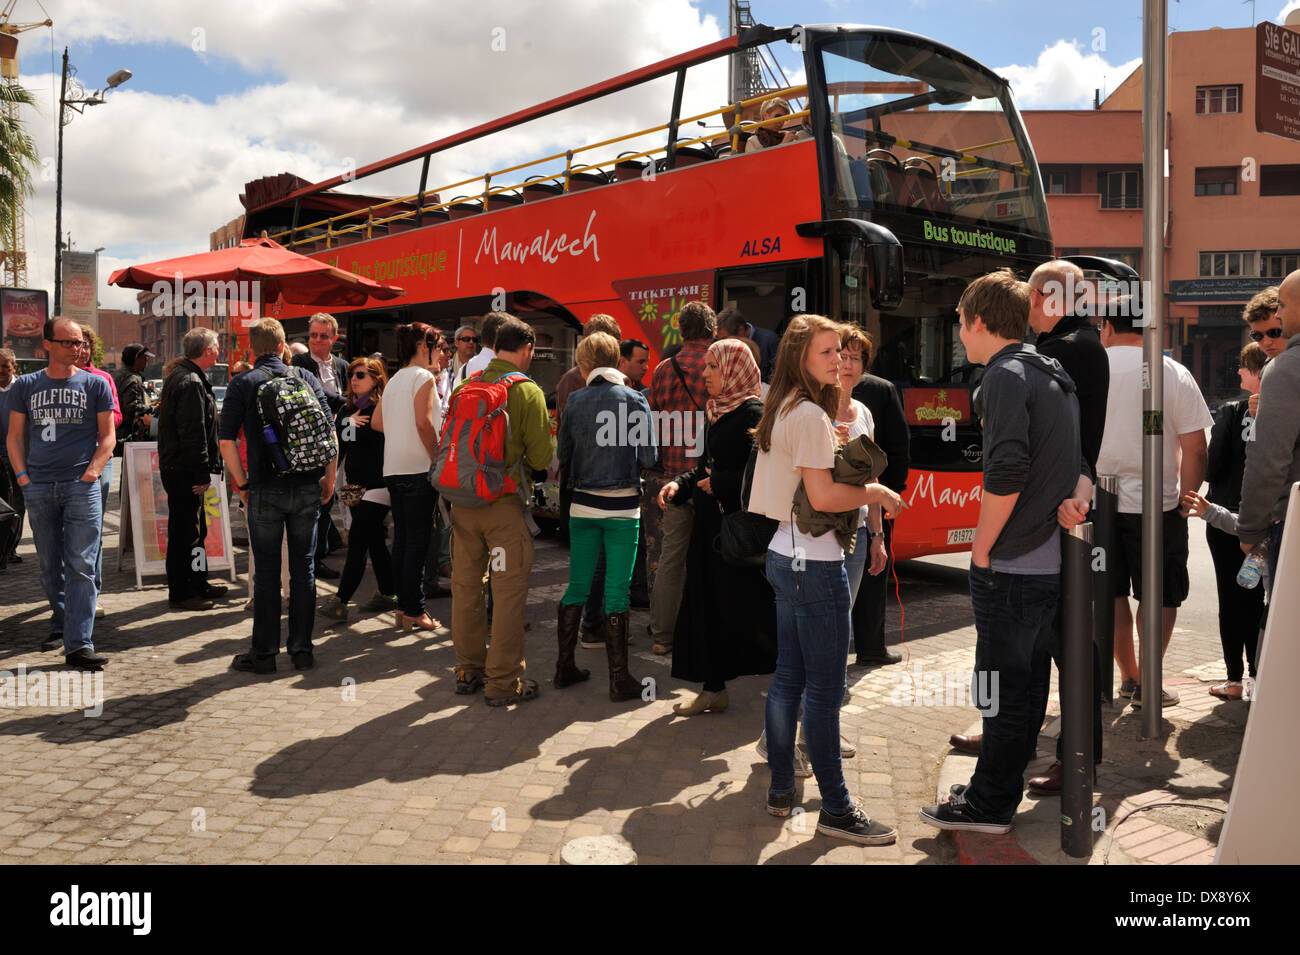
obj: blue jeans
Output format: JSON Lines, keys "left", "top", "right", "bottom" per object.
{"left": 843, "top": 525, "right": 870, "bottom": 609}
{"left": 764, "top": 550, "right": 853, "bottom": 813}
{"left": 385, "top": 474, "right": 435, "bottom": 616}
{"left": 94, "top": 458, "right": 112, "bottom": 592}
{"left": 964, "top": 564, "right": 1058, "bottom": 824}
{"left": 25, "top": 478, "right": 102, "bottom": 653}
{"left": 248, "top": 482, "right": 320, "bottom": 657}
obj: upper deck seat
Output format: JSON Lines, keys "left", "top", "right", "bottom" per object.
{"left": 486, "top": 191, "right": 524, "bottom": 212}
{"left": 614, "top": 152, "right": 649, "bottom": 182}
{"left": 448, "top": 197, "right": 483, "bottom": 220}
{"left": 567, "top": 167, "right": 612, "bottom": 192}
{"left": 522, "top": 176, "right": 563, "bottom": 201}
{"left": 672, "top": 144, "right": 715, "bottom": 168}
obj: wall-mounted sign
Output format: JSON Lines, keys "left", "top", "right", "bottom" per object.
{"left": 1169, "top": 277, "right": 1275, "bottom": 302}
{"left": 1257, "top": 21, "right": 1300, "bottom": 142}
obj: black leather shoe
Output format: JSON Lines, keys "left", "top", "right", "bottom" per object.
{"left": 315, "top": 563, "right": 341, "bottom": 580}
{"left": 853, "top": 648, "right": 903, "bottom": 666}
{"left": 200, "top": 583, "right": 229, "bottom": 599}
{"left": 291, "top": 651, "right": 314, "bottom": 671}
{"left": 231, "top": 652, "right": 276, "bottom": 674}
{"left": 7, "top": 553, "right": 21, "bottom": 563}
{"left": 42, "top": 632, "right": 64, "bottom": 652}
{"left": 949, "top": 733, "right": 982, "bottom": 755}
{"left": 65, "top": 648, "right": 107, "bottom": 670}
{"left": 170, "top": 596, "right": 215, "bottom": 611}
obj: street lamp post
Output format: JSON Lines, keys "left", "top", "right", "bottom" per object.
{"left": 54, "top": 48, "right": 130, "bottom": 316}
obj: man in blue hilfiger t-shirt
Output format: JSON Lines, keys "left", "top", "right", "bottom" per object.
{"left": 5, "top": 318, "right": 116, "bottom": 670}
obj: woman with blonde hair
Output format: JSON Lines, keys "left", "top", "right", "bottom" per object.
{"left": 748, "top": 314, "right": 902, "bottom": 844}
{"left": 320, "top": 356, "right": 396, "bottom": 621}
{"left": 555, "top": 331, "right": 657, "bottom": 701}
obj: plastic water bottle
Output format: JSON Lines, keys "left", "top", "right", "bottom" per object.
{"left": 1236, "top": 541, "right": 1269, "bottom": 589}
{"left": 262, "top": 424, "right": 289, "bottom": 472}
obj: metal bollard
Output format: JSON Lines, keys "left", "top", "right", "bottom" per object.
{"left": 1061, "top": 521, "right": 1095, "bottom": 859}
{"left": 1093, "top": 475, "right": 1118, "bottom": 703}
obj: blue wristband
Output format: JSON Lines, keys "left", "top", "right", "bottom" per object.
{"left": 15, "top": 471, "right": 26, "bottom": 479}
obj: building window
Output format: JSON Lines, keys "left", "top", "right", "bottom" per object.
{"left": 1046, "top": 172, "right": 1069, "bottom": 194}
{"left": 1100, "top": 170, "right": 1141, "bottom": 209}
{"left": 1195, "top": 85, "right": 1242, "bottom": 114}
{"left": 1260, "top": 164, "right": 1300, "bottom": 196}
{"left": 1195, "top": 166, "right": 1238, "bottom": 196}
{"left": 1261, "top": 251, "right": 1300, "bottom": 278}
{"left": 1198, "top": 250, "right": 1257, "bottom": 278}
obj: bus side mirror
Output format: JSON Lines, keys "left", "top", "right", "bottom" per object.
{"left": 871, "top": 242, "right": 905, "bottom": 311}
{"left": 797, "top": 218, "right": 906, "bottom": 311}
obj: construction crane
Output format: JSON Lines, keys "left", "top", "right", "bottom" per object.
{"left": 1, "top": 0, "right": 53, "bottom": 288}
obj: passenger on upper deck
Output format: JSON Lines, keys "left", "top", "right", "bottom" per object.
{"left": 744, "top": 96, "right": 810, "bottom": 153}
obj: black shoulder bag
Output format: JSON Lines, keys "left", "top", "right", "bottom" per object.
{"left": 716, "top": 445, "right": 778, "bottom": 567}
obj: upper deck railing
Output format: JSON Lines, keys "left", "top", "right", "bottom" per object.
{"left": 261, "top": 83, "right": 811, "bottom": 253}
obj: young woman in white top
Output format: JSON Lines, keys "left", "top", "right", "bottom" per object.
{"left": 373, "top": 322, "right": 443, "bottom": 631}
{"left": 748, "top": 313, "right": 901, "bottom": 845}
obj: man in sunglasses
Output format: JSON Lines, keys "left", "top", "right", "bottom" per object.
{"left": 1239, "top": 270, "right": 1300, "bottom": 599}
{"left": 292, "top": 313, "right": 349, "bottom": 578}
{"left": 5, "top": 318, "right": 115, "bottom": 670}
{"left": 450, "top": 324, "right": 480, "bottom": 385}
{"left": 1243, "top": 287, "right": 1287, "bottom": 361}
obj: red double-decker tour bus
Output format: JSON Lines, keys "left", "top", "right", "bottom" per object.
{"left": 238, "top": 23, "right": 1130, "bottom": 559}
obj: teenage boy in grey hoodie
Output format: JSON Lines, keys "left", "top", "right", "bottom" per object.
{"left": 920, "top": 268, "right": 1090, "bottom": 835}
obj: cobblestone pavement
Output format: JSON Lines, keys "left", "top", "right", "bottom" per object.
{"left": 0, "top": 472, "right": 1241, "bottom": 864}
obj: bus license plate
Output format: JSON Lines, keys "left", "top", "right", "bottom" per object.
{"left": 947, "top": 528, "right": 976, "bottom": 545}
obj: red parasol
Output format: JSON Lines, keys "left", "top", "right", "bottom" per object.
{"left": 108, "top": 236, "right": 405, "bottom": 308}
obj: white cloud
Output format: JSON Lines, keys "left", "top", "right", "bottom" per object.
{"left": 995, "top": 39, "right": 1140, "bottom": 109}
{"left": 1278, "top": 2, "right": 1300, "bottom": 22}
{"left": 9, "top": 0, "right": 728, "bottom": 315}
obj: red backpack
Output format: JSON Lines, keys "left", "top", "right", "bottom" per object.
{"left": 431, "top": 370, "right": 531, "bottom": 507}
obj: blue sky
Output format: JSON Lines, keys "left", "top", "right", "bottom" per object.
{"left": 20, "top": 0, "right": 1282, "bottom": 105}
{"left": 6, "top": 0, "right": 1298, "bottom": 311}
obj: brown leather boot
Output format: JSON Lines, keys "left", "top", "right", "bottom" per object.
{"left": 605, "top": 611, "right": 641, "bottom": 701}
{"left": 554, "top": 603, "right": 590, "bottom": 688}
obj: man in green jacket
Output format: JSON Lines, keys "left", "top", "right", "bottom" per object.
{"left": 450, "top": 316, "right": 556, "bottom": 705}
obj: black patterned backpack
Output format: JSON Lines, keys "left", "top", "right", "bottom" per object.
{"left": 254, "top": 367, "right": 338, "bottom": 475}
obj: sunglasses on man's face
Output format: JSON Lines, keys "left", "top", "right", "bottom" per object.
{"left": 457, "top": 336, "right": 479, "bottom": 344}
{"left": 1249, "top": 327, "right": 1284, "bottom": 342}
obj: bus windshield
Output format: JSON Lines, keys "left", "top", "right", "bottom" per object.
{"left": 819, "top": 33, "right": 1050, "bottom": 239}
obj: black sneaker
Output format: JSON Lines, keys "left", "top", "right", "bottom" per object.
{"left": 817, "top": 804, "right": 897, "bottom": 845}
{"left": 767, "top": 791, "right": 797, "bottom": 817}
{"left": 291, "top": 651, "right": 314, "bottom": 671}
{"left": 65, "top": 648, "right": 107, "bottom": 671}
{"left": 919, "top": 790, "right": 1011, "bottom": 834}
{"left": 230, "top": 652, "right": 276, "bottom": 674}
